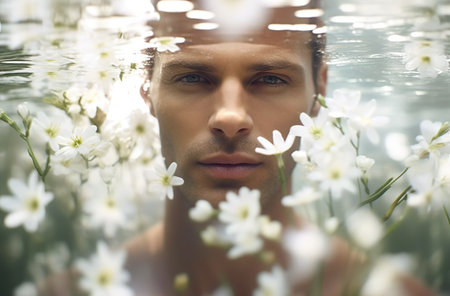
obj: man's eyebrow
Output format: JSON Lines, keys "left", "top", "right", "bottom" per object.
{"left": 247, "top": 61, "right": 305, "bottom": 74}
{"left": 161, "top": 61, "right": 216, "bottom": 73}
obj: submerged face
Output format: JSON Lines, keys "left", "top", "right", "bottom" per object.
{"left": 148, "top": 37, "right": 326, "bottom": 208}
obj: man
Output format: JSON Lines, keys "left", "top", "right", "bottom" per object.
{"left": 124, "top": 1, "right": 339, "bottom": 295}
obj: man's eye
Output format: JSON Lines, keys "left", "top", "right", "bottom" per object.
{"left": 256, "top": 75, "right": 287, "bottom": 85}
{"left": 178, "top": 74, "right": 206, "bottom": 83}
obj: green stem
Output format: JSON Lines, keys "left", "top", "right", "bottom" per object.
{"left": 443, "top": 206, "right": 450, "bottom": 227}
{"left": 276, "top": 154, "right": 287, "bottom": 196}
{"left": 328, "top": 192, "right": 335, "bottom": 217}
{"left": 358, "top": 168, "right": 409, "bottom": 208}
{"left": 384, "top": 206, "right": 410, "bottom": 238}
{"left": 383, "top": 186, "right": 411, "bottom": 222}
{"left": 1, "top": 110, "right": 50, "bottom": 181}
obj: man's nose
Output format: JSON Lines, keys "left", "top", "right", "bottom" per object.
{"left": 208, "top": 77, "right": 253, "bottom": 139}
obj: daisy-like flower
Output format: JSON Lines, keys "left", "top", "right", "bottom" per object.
{"left": 406, "top": 156, "right": 450, "bottom": 211}
{"left": 404, "top": 40, "right": 448, "bottom": 78}
{"left": 189, "top": 200, "right": 215, "bottom": 222}
{"left": 348, "top": 99, "right": 389, "bottom": 144}
{"left": 346, "top": 208, "right": 384, "bottom": 249}
{"left": 218, "top": 187, "right": 261, "bottom": 236}
{"left": 32, "top": 111, "right": 72, "bottom": 151}
{"left": 147, "top": 160, "right": 184, "bottom": 199}
{"left": 255, "top": 129, "right": 295, "bottom": 156}
{"left": 253, "top": 265, "right": 289, "bottom": 296}
{"left": 79, "top": 86, "right": 109, "bottom": 118}
{"left": 289, "top": 108, "right": 331, "bottom": 152}
{"left": 325, "top": 89, "right": 361, "bottom": 119}
{"left": 82, "top": 177, "right": 135, "bottom": 237}
{"left": 75, "top": 242, "right": 133, "bottom": 296}
{"left": 281, "top": 186, "right": 321, "bottom": 207}
{"left": 0, "top": 171, "right": 53, "bottom": 232}
{"left": 409, "top": 120, "right": 450, "bottom": 162}
{"left": 227, "top": 229, "right": 263, "bottom": 259}
{"left": 55, "top": 125, "right": 101, "bottom": 161}
{"left": 148, "top": 37, "right": 185, "bottom": 53}
{"left": 308, "top": 151, "right": 360, "bottom": 199}
{"left": 283, "top": 227, "right": 330, "bottom": 282}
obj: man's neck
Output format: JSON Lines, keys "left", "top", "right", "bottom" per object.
{"left": 162, "top": 190, "right": 297, "bottom": 295}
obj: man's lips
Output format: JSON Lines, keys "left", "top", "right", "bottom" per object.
{"left": 198, "top": 153, "right": 263, "bottom": 179}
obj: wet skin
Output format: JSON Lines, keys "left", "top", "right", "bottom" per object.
{"left": 147, "top": 39, "right": 327, "bottom": 209}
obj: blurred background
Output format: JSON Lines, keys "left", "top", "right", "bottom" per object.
{"left": 0, "top": 0, "right": 449, "bottom": 294}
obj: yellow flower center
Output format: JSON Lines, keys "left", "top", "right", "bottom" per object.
{"left": 27, "top": 197, "right": 40, "bottom": 212}
{"left": 135, "top": 124, "right": 145, "bottom": 134}
{"left": 71, "top": 136, "right": 82, "bottom": 148}
{"left": 238, "top": 206, "right": 249, "bottom": 219}
{"left": 421, "top": 56, "right": 431, "bottom": 64}
{"left": 97, "top": 270, "right": 112, "bottom": 287}
{"left": 45, "top": 127, "right": 58, "bottom": 138}
{"left": 162, "top": 175, "right": 171, "bottom": 186}
{"left": 330, "top": 169, "right": 341, "bottom": 180}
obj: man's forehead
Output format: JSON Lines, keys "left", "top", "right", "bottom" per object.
{"left": 157, "top": 41, "right": 311, "bottom": 66}
{"left": 149, "top": 0, "right": 324, "bottom": 45}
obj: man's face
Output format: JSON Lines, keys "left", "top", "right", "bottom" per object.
{"left": 148, "top": 37, "right": 326, "bottom": 208}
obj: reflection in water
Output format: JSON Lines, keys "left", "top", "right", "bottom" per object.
{"left": 0, "top": 0, "right": 449, "bottom": 295}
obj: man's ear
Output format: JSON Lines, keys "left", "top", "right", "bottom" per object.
{"left": 317, "top": 63, "right": 328, "bottom": 98}
{"left": 311, "top": 63, "right": 328, "bottom": 117}
{"left": 140, "top": 82, "right": 155, "bottom": 116}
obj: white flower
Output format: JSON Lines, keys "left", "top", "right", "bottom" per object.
{"left": 290, "top": 109, "right": 330, "bottom": 151}
{"left": 76, "top": 242, "right": 133, "bottom": 296}
{"left": 55, "top": 125, "right": 102, "bottom": 161}
{"left": 346, "top": 208, "right": 384, "bottom": 249}
{"left": 410, "top": 120, "right": 450, "bottom": 162}
{"left": 0, "top": 172, "right": 53, "bottom": 232}
{"left": 281, "top": 186, "right": 321, "bottom": 207}
{"left": 14, "top": 282, "right": 37, "bottom": 296}
{"left": 356, "top": 155, "right": 375, "bottom": 173}
{"left": 255, "top": 129, "right": 295, "bottom": 156}
{"left": 324, "top": 217, "right": 340, "bottom": 234}
{"left": 200, "top": 225, "right": 229, "bottom": 247}
{"left": 1, "top": 0, "right": 49, "bottom": 22}
{"left": 258, "top": 215, "right": 282, "bottom": 241}
{"left": 348, "top": 99, "right": 389, "bottom": 144}
{"left": 291, "top": 150, "right": 309, "bottom": 165}
{"left": 361, "top": 254, "right": 415, "bottom": 296}
{"left": 82, "top": 177, "right": 135, "bottom": 237}
{"left": 308, "top": 152, "right": 360, "bottom": 199}
{"left": 79, "top": 86, "right": 109, "bottom": 118}
{"left": 218, "top": 187, "right": 261, "bottom": 236}
{"left": 325, "top": 89, "right": 361, "bottom": 119}
{"left": 406, "top": 156, "right": 450, "bottom": 210}
{"left": 404, "top": 40, "right": 448, "bottom": 78}
{"left": 227, "top": 230, "right": 263, "bottom": 259}
{"left": 147, "top": 161, "right": 184, "bottom": 199}
{"left": 148, "top": 37, "right": 185, "bottom": 53}
{"left": 189, "top": 200, "right": 215, "bottom": 222}
{"left": 32, "top": 111, "right": 72, "bottom": 151}
{"left": 253, "top": 265, "right": 289, "bottom": 296}
{"left": 283, "top": 227, "right": 330, "bottom": 282}
{"left": 17, "top": 102, "right": 31, "bottom": 122}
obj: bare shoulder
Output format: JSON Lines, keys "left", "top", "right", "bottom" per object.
{"left": 322, "top": 237, "right": 436, "bottom": 296}
{"left": 124, "top": 222, "right": 168, "bottom": 296}
{"left": 125, "top": 221, "right": 165, "bottom": 260}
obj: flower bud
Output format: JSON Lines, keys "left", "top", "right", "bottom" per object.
{"left": 17, "top": 102, "right": 31, "bottom": 121}
{"left": 356, "top": 155, "right": 375, "bottom": 172}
